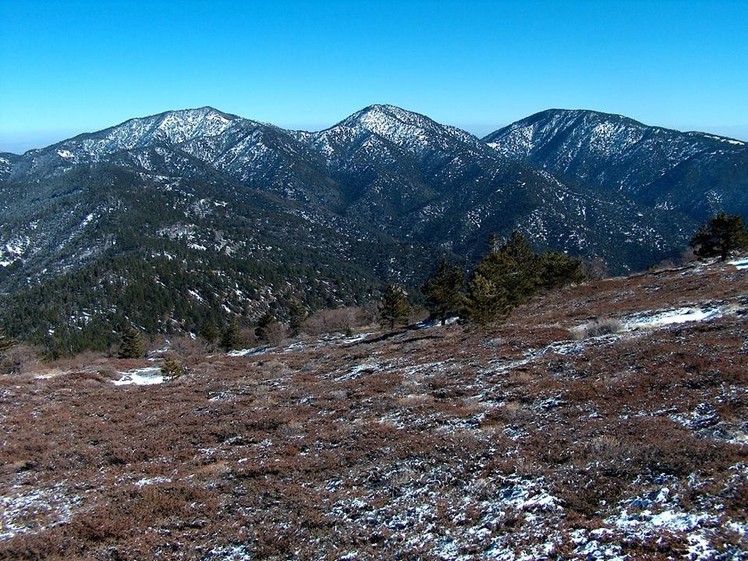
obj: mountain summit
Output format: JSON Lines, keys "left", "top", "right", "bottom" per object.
{"left": 1, "top": 104, "right": 745, "bottom": 352}
{"left": 485, "top": 109, "right": 748, "bottom": 221}
{"left": 333, "top": 104, "right": 478, "bottom": 150}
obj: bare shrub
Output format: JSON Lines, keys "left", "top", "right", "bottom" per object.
{"left": 571, "top": 317, "right": 623, "bottom": 339}
{"left": 263, "top": 321, "right": 287, "bottom": 347}
{"left": 0, "top": 344, "right": 41, "bottom": 375}
{"left": 583, "top": 257, "right": 609, "bottom": 280}
{"left": 301, "top": 306, "right": 374, "bottom": 336}
{"left": 240, "top": 327, "right": 259, "bottom": 348}
{"left": 256, "top": 359, "right": 291, "bottom": 380}
{"left": 168, "top": 334, "right": 210, "bottom": 360}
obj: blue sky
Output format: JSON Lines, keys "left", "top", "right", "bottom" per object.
{"left": 1, "top": 0, "right": 747, "bottom": 152}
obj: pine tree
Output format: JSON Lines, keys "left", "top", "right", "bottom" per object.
{"left": 379, "top": 284, "right": 410, "bottom": 330}
{"left": 466, "top": 232, "right": 588, "bottom": 326}
{"left": 161, "top": 354, "right": 183, "bottom": 379}
{"left": 466, "top": 272, "right": 508, "bottom": 326}
{"left": 0, "top": 327, "right": 15, "bottom": 354}
{"left": 255, "top": 311, "right": 278, "bottom": 343}
{"left": 466, "top": 232, "right": 538, "bottom": 326}
{"left": 689, "top": 212, "right": 748, "bottom": 261}
{"left": 288, "top": 299, "right": 307, "bottom": 337}
{"left": 537, "top": 251, "right": 586, "bottom": 290}
{"left": 421, "top": 258, "right": 466, "bottom": 325}
{"left": 199, "top": 320, "right": 219, "bottom": 346}
{"left": 118, "top": 326, "right": 144, "bottom": 359}
{"left": 220, "top": 318, "right": 243, "bottom": 351}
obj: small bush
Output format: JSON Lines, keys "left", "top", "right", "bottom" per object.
{"left": 0, "top": 344, "right": 41, "bottom": 375}
{"left": 572, "top": 317, "right": 623, "bottom": 339}
{"left": 161, "top": 355, "right": 183, "bottom": 379}
{"left": 301, "top": 307, "right": 374, "bottom": 336}
{"left": 263, "top": 322, "right": 287, "bottom": 347}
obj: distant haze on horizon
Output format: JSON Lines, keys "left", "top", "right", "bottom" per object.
{"left": 1, "top": 0, "right": 746, "bottom": 153}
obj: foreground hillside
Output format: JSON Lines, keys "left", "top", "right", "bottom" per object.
{"left": 1, "top": 258, "right": 747, "bottom": 560}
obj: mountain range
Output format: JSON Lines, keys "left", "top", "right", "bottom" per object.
{"left": 1, "top": 104, "right": 746, "bottom": 353}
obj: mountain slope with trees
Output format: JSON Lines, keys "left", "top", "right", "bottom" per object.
{"left": 484, "top": 108, "right": 748, "bottom": 223}
{"left": 1, "top": 105, "right": 746, "bottom": 353}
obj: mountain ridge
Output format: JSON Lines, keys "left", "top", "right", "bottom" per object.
{"left": 5, "top": 105, "right": 748, "bottom": 158}
{"left": 484, "top": 108, "right": 748, "bottom": 223}
{"left": 1, "top": 104, "right": 745, "bottom": 353}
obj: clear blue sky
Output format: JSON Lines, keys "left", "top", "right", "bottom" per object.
{"left": 1, "top": 0, "right": 747, "bottom": 152}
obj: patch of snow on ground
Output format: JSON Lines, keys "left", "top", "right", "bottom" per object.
{"left": 205, "top": 543, "right": 254, "bottom": 560}
{"left": 135, "top": 476, "right": 172, "bottom": 487}
{"left": 416, "top": 316, "right": 460, "bottom": 329}
{"left": 284, "top": 341, "right": 306, "bottom": 352}
{"left": 341, "top": 331, "right": 374, "bottom": 343}
{"left": 112, "top": 367, "right": 164, "bottom": 386}
{"left": 227, "top": 346, "right": 271, "bottom": 357}
{"left": 488, "top": 340, "right": 584, "bottom": 376}
{"left": 607, "top": 505, "right": 716, "bottom": 536}
{"left": 729, "top": 257, "right": 748, "bottom": 270}
{"left": 1, "top": 484, "right": 80, "bottom": 540}
{"left": 336, "top": 362, "right": 381, "bottom": 382}
{"left": 623, "top": 306, "right": 722, "bottom": 330}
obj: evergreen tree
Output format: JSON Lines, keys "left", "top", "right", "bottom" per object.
{"left": 118, "top": 326, "right": 144, "bottom": 359}
{"left": 421, "top": 258, "right": 466, "bottom": 325}
{"left": 466, "top": 232, "right": 536, "bottom": 326}
{"left": 161, "top": 354, "right": 183, "bottom": 379}
{"left": 199, "top": 320, "right": 219, "bottom": 346}
{"left": 466, "top": 232, "right": 588, "bottom": 326}
{"left": 255, "top": 311, "right": 278, "bottom": 343}
{"left": 220, "top": 318, "right": 243, "bottom": 351}
{"left": 0, "top": 327, "right": 15, "bottom": 354}
{"left": 288, "top": 299, "right": 307, "bottom": 337}
{"left": 379, "top": 284, "right": 410, "bottom": 330}
{"left": 537, "top": 251, "right": 587, "bottom": 290}
{"left": 499, "top": 231, "right": 541, "bottom": 303}
{"left": 466, "top": 272, "right": 508, "bottom": 326}
{"left": 689, "top": 212, "right": 748, "bottom": 261}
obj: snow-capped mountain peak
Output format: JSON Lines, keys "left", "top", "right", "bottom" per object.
{"left": 148, "top": 106, "right": 238, "bottom": 144}
{"left": 79, "top": 106, "right": 240, "bottom": 154}
{"left": 483, "top": 108, "right": 748, "bottom": 204}
{"left": 312, "top": 104, "right": 481, "bottom": 160}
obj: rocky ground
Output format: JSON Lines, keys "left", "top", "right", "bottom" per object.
{"left": 1, "top": 258, "right": 747, "bottom": 560}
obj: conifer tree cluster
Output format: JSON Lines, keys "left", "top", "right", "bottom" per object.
{"left": 0, "top": 327, "right": 15, "bottom": 354}
{"left": 689, "top": 212, "right": 748, "bottom": 261}
{"left": 420, "top": 232, "right": 586, "bottom": 327}
{"left": 118, "top": 326, "right": 144, "bottom": 359}
{"left": 220, "top": 318, "right": 243, "bottom": 351}
{"left": 421, "top": 259, "right": 466, "bottom": 325}
{"left": 379, "top": 284, "right": 410, "bottom": 329}
{"left": 255, "top": 311, "right": 280, "bottom": 344}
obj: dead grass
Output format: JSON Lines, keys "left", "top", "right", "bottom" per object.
{"left": 1, "top": 260, "right": 747, "bottom": 559}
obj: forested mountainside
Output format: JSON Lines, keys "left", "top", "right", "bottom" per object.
{"left": 1, "top": 104, "right": 745, "bottom": 352}
{"left": 484, "top": 108, "right": 748, "bottom": 223}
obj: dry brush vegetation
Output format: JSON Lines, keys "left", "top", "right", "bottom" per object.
{"left": 1, "top": 259, "right": 747, "bottom": 560}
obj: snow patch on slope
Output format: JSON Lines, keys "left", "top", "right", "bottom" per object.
{"left": 1, "top": 484, "right": 81, "bottom": 540}
{"left": 728, "top": 257, "right": 748, "bottom": 270}
{"left": 622, "top": 306, "right": 723, "bottom": 330}
{"left": 112, "top": 367, "right": 165, "bottom": 386}
{"left": 0, "top": 236, "right": 30, "bottom": 266}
